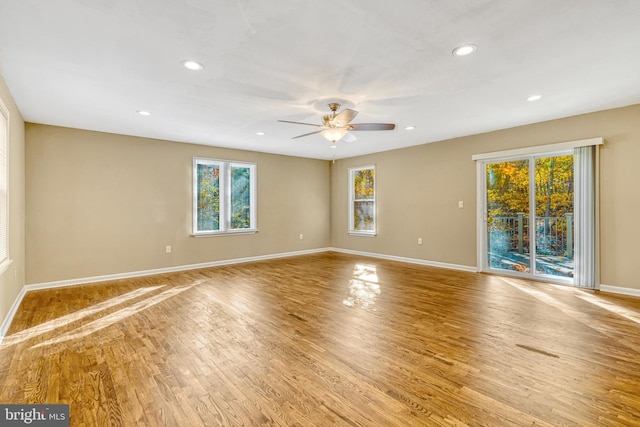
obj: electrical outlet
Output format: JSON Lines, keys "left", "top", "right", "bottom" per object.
{"left": 299, "top": 234, "right": 304, "bottom": 240}
{"left": 165, "top": 245, "right": 172, "bottom": 254}
{"left": 418, "top": 237, "right": 423, "bottom": 245}
{"left": 458, "top": 200, "right": 464, "bottom": 208}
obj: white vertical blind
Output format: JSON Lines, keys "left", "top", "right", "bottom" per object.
{"left": 0, "top": 107, "right": 7, "bottom": 263}
{"left": 573, "top": 145, "right": 596, "bottom": 288}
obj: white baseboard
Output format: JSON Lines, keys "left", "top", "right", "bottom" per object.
{"left": 0, "top": 285, "right": 27, "bottom": 344}
{"left": 330, "top": 247, "right": 478, "bottom": 273}
{"left": 25, "top": 248, "right": 332, "bottom": 291}
{"left": 13, "top": 248, "right": 638, "bottom": 343}
{"left": 599, "top": 284, "right": 640, "bottom": 298}
{"left": 2, "top": 247, "right": 472, "bottom": 342}
{"left": 23, "top": 247, "right": 475, "bottom": 294}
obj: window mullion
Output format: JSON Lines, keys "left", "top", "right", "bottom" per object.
{"left": 220, "top": 162, "right": 229, "bottom": 232}
{"left": 528, "top": 157, "right": 536, "bottom": 274}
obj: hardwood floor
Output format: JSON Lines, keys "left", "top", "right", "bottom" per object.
{"left": 1, "top": 252, "right": 640, "bottom": 426}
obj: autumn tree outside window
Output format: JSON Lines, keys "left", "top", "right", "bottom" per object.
{"left": 193, "top": 158, "right": 256, "bottom": 236}
{"left": 349, "top": 165, "right": 376, "bottom": 236}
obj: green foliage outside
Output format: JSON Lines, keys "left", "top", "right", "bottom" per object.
{"left": 230, "top": 167, "right": 251, "bottom": 229}
{"left": 197, "top": 164, "right": 251, "bottom": 231}
{"left": 197, "top": 164, "right": 220, "bottom": 231}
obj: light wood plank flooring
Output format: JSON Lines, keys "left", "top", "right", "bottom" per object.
{"left": 1, "top": 252, "right": 640, "bottom": 426}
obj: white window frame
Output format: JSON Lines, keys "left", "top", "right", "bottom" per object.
{"left": 476, "top": 150, "right": 573, "bottom": 285}
{"left": 192, "top": 157, "right": 257, "bottom": 236}
{"left": 348, "top": 165, "right": 376, "bottom": 237}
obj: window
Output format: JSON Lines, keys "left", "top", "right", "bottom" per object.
{"left": 0, "top": 103, "right": 8, "bottom": 264}
{"left": 483, "top": 153, "right": 574, "bottom": 280}
{"left": 473, "top": 137, "right": 602, "bottom": 288}
{"left": 193, "top": 158, "right": 256, "bottom": 235}
{"left": 349, "top": 165, "right": 376, "bottom": 236}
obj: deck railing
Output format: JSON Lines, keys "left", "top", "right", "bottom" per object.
{"left": 488, "top": 213, "right": 573, "bottom": 257}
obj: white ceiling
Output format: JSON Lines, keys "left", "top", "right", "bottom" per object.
{"left": 1, "top": 1, "right": 640, "bottom": 160}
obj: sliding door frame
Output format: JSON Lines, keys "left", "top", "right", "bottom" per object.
{"left": 473, "top": 138, "right": 603, "bottom": 287}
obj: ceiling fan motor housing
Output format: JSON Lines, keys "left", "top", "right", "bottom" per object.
{"left": 322, "top": 115, "right": 335, "bottom": 127}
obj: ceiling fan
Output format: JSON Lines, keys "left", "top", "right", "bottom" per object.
{"left": 278, "top": 103, "right": 395, "bottom": 144}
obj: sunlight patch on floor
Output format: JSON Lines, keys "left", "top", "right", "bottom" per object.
{"left": 498, "top": 276, "right": 566, "bottom": 307}
{"left": 1, "top": 285, "right": 164, "bottom": 347}
{"left": 497, "top": 275, "right": 595, "bottom": 328}
{"left": 32, "top": 283, "right": 202, "bottom": 349}
{"left": 343, "top": 264, "right": 380, "bottom": 308}
{"left": 576, "top": 291, "right": 640, "bottom": 325}
{"left": 497, "top": 276, "right": 640, "bottom": 354}
{"left": 500, "top": 276, "right": 640, "bottom": 326}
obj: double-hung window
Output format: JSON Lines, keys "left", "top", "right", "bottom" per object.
{"left": 193, "top": 158, "right": 257, "bottom": 236}
{"left": 348, "top": 165, "right": 376, "bottom": 236}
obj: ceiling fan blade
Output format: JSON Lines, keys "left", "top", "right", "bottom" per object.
{"left": 342, "top": 132, "right": 357, "bottom": 143}
{"left": 349, "top": 123, "right": 396, "bottom": 131}
{"left": 278, "top": 120, "right": 323, "bottom": 127}
{"left": 291, "top": 130, "right": 323, "bottom": 139}
{"left": 333, "top": 108, "right": 358, "bottom": 125}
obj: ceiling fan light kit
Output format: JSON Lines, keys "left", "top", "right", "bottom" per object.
{"left": 278, "top": 103, "right": 396, "bottom": 145}
{"left": 321, "top": 127, "right": 348, "bottom": 143}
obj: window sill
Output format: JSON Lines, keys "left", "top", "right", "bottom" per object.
{"left": 192, "top": 229, "right": 258, "bottom": 238}
{"left": 348, "top": 231, "right": 376, "bottom": 238}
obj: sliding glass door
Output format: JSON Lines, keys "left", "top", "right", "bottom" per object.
{"left": 486, "top": 159, "right": 532, "bottom": 273}
{"left": 485, "top": 153, "right": 574, "bottom": 281}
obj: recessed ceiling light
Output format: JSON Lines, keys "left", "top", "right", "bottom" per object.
{"left": 527, "top": 94, "right": 543, "bottom": 102}
{"left": 256, "top": 132, "right": 265, "bottom": 136}
{"left": 136, "top": 110, "right": 151, "bottom": 116}
{"left": 404, "top": 126, "right": 416, "bottom": 130}
{"left": 452, "top": 44, "right": 477, "bottom": 56}
{"left": 181, "top": 59, "right": 204, "bottom": 71}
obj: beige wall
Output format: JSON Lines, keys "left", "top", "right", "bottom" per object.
{"left": 26, "top": 125, "right": 330, "bottom": 284}
{"left": 0, "top": 75, "right": 26, "bottom": 330}
{"left": 21, "top": 104, "right": 640, "bottom": 292}
{"left": 331, "top": 104, "right": 640, "bottom": 292}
